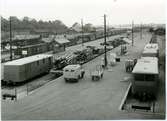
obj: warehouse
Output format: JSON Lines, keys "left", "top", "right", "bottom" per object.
{"left": 4, "top": 54, "right": 53, "bottom": 84}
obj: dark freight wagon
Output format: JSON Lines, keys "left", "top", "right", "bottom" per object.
{"left": 14, "top": 43, "right": 53, "bottom": 57}
{"left": 4, "top": 54, "right": 53, "bottom": 84}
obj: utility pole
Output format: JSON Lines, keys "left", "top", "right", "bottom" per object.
{"left": 140, "top": 22, "right": 142, "bottom": 40}
{"left": 15, "top": 87, "right": 17, "bottom": 101}
{"left": 132, "top": 20, "right": 134, "bottom": 46}
{"left": 81, "top": 19, "right": 84, "bottom": 46}
{"left": 9, "top": 16, "right": 13, "bottom": 60}
{"left": 107, "top": 22, "right": 110, "bottom": 37}
{"left": 27, "top": 83, "right": 28, "bottom": 95}
{"left": 104, "top": 14, "right": 107, "bottom": 67}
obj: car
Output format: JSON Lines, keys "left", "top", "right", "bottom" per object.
{"left": 63, "top": 64, "right": 85, "bottom": 83}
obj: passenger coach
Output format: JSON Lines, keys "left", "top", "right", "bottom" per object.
{"left": 131, "top": 57, "right": 159, "bottom": 100}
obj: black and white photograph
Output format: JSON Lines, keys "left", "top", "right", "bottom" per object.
{"left": 1, "top": 0, "right": 166, "bottom": 120}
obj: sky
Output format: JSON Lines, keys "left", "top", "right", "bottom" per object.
{"left": 0, "top": 0, "right": 166, "bottom": 27}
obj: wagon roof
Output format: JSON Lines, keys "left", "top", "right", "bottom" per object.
{"left": 4, "top": 54, "right": 53, "bottom": 66}
{"left": 132, "top": 57, "right": 158, "bottom": 74}
{"left": 144, "top": 43, "right": 158, "bottom": 50}
{"left": 13, "top": 35, "right": 41, "bottom": 41}
{"left": 142, "top": 48, "right": 157, "bottom": 54}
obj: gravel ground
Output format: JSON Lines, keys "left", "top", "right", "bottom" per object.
{"left": 1, "top": 31, "right": 165, "bottom": 120}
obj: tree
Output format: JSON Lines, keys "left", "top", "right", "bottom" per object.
{"left": 84, "top": 23, "right": 96, "bottom": 32}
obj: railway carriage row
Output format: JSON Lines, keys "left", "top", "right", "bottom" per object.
{"left": 131, "top": 36, "right": 159, "bottom": 101}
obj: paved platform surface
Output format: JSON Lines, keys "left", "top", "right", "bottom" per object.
{"left": 1, "top": 32, "right": 165, "bottom": 120}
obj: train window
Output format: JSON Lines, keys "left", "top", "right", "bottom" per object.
{"left": 49, "top": 57, "right": 51, "bottom": 65}
{"left": 71, "top": 70, "right": 75, "bottom": 72}
{"left": 134, "top": 74, "right": 144, "bottom": 81}
{"left": 65, "top": 70, "right": 69, "bottom": 72}
{"left": 43, "top": 59, "right": 45, "bottom": 63}
{"left": 145, "top": 74, "right": 155, "bottom": 81}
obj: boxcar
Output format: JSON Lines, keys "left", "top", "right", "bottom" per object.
{"left": 131, "top": 57, "right": 159, "bottom": 99}
{"left": 4, "top": 54, "right": 53, "bottom": 83}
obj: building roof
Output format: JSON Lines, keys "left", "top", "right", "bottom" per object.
{"left": 54, "top": 38, "right": 70, "bottom": 44}
{"left": 132, "top": 57, "right": 158, "bottom": 74}
{"left": 4, "top": 54, "right": 53, "bottom": 66}
{"left": 63, "top": 64, "right": 81, "bottom": 70}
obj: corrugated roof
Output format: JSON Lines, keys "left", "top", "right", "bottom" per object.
{"left": 132, "top": 57, "right": 158, "bottom": 74}
{"left": 4, "top": 54, "right": 53, "bottom": 66}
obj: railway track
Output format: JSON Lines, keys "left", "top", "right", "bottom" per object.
{"left": 120, "top": 84, "right": 156, "bottom": 113}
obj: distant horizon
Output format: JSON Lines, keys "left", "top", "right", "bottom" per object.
{"left": 1, "top": 0, "right": 165, "bottom": 27}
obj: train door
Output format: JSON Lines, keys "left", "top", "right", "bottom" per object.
{"left": 48, "top": 57, "right": 52, "bottom": 69}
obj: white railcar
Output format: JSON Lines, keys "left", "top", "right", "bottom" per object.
{"left": 142, "top": 43, "right": 159, "bottom": 57}
{"left": 132, "top": 57, "right": 159, "bottom": 99}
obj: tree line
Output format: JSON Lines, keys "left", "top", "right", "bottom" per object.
{"left": 1, "top": 16, "right": 68, "bottom": 33}
{"left": 1, "top": 16, "right": 96, "bottom": 40}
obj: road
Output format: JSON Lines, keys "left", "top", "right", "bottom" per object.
{"left": 1, "top": 32, "right": 165, "bottom": 120}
